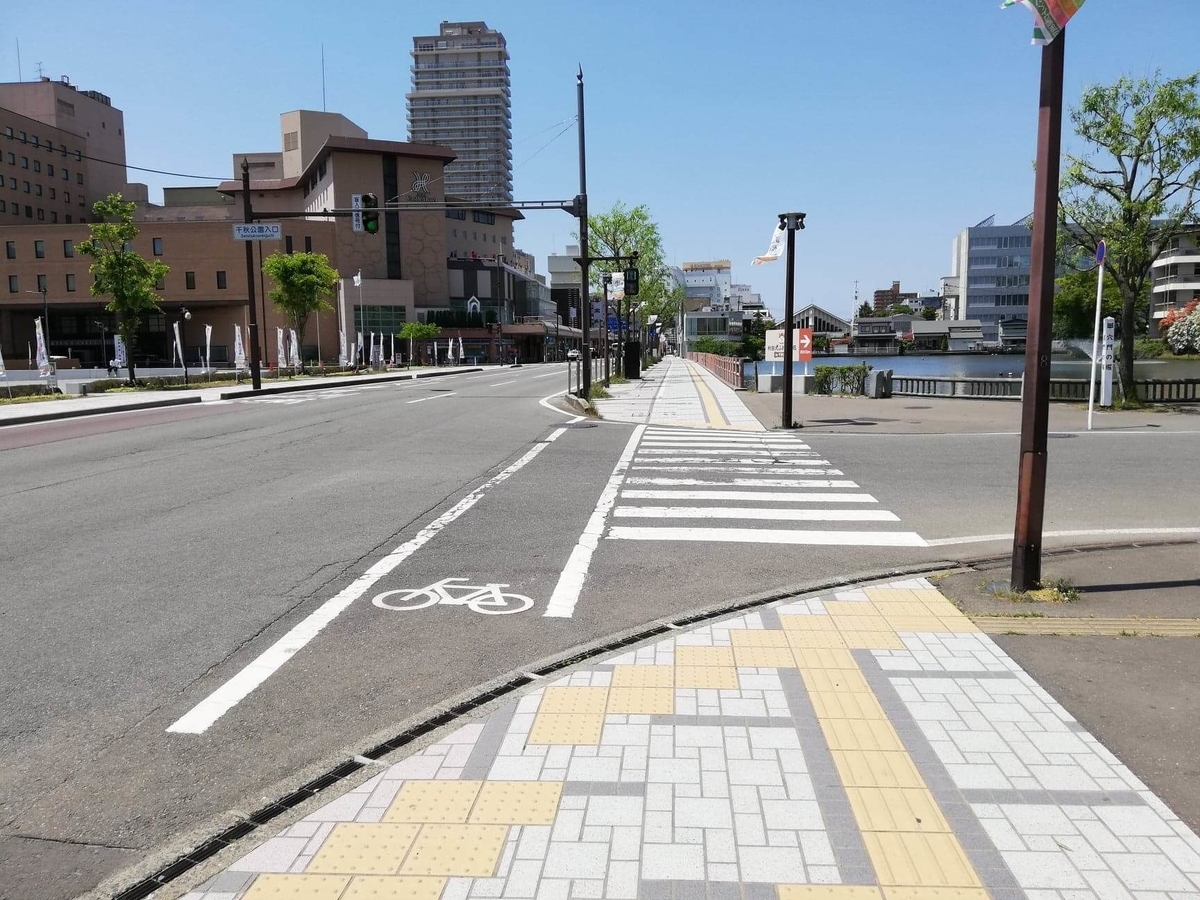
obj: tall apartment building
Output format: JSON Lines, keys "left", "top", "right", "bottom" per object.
{"left": 949, "top": 217, "right": 1033, "bottom": 342}
{"left": 872, "top": 280, "right": 918, "bottom": 314}
{"left": 681, "top": 260, "right": 733, "bottom": 310}
{"left": 408, "top": 21, "right": 512, "bottom": 202}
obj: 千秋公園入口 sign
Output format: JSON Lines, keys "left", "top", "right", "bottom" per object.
{"left": 233, "top": 222, "right": 282, "bottom": 241}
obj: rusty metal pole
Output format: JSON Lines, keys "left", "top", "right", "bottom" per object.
{"left": 1011, "top": 31, "right": 1066, "bottom": 591}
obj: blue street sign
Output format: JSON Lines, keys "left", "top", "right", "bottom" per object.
{"left": 1096, "top": 240, "right": 1106, "bottom": 265}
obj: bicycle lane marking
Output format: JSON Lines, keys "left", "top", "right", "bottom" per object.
{"left": 372, "top": 577, "right": 535, "bottom": 615}
{"left": 167, "top": 437, "right": 556, "bottom": 735}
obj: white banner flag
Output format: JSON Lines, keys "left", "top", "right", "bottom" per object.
{"left": 276, "top": 327, "right": 286, "bottom": 369}
{"left": 609, "top": 271, "right": 626, "bottom": 302}
{"left": 356, "top": 331, "right": 363, "bottom": 366}
{"left": 113, "top": 334, "right": 127, "bottom": 368}
{"left": 339, "top": 330, "right": 347, "bottom": 366}
{"left": 0, "top": 345, "right": 6, "bottom": 376}
{"left": 752, "top": 225, "right": 786, "bottom": 266}
{"left": 173, "top": 320, "right": 184, "bottom": 371}
{"left": 234, "top": 325, "right": 246, "bottom": 370}
{"left": 458, "top": 336, "right": 464, "bottom": 363}
{"left": 390, "top": 333, "right": 395, "bottom": 365}
{"left": 204, "top": 324, "right": 213, "bottom": 371}
{"left": 289, "top": 328, "right": 301, "bottom": 370}
{"left": 353, "top": 270, "right": 363, "bottom": 288}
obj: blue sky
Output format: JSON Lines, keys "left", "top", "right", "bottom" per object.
{"left": 3, "top": 1, "right": 1195, "bottom": 320}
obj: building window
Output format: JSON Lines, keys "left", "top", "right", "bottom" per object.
{"left": 24, "top": 205, "right": 31, "bottom": 218}
{"left": 0, "top": 200, "right": 4, "bottom": 212}
{"left": 216, "top": 270, "right": 227, "bottom": 289}
{"left": 33, "top": 159, "right": 40, "bottom": 173}
{"left": 7, "top": 177, "right": 14, "bottom": 189}
{"left": 34, "top": 240, "right": 44, "bottom": 258}
{"left": 62, "top": 168, "right": 69, "bottom": 181}
{"left": 18, "top": 131, "right": 26, "bottom": 142}
{"left": 47, "top": 164, "right": 53, "bottom": 177}
{"left": 285, "top": 235, "right": 293, "bottom": 254}
{"left": 36, "top": 207, "right": 43, "bottom": 221}
{"left": 37, "top": 274, "right": 47, "bottom": 292}
{"left": 64, "top": 192, "right": 70, "bottom": 203}
{"left": 304, "top": 235, "right": 312, "bottom": 253}
{"left": 7, "top": 275, "right": 16, "bottom": 292}
{"left": 445, "top": 209, "right": 466, "bottom": 220}
{"left": 75, "top": 149, "right": 82, "bottom": 161}
{"left": 34, "top": 184, "right": 42, "bottom": 196}
{"left": 20, "top": 156, "right": 28, "bottom": 169}
{"left": 76, "top": 172, "right": 83, "bottom": 185}
{"left": 353, "top": 304, "right": 408, "bottom": 334}
{"left": 155, "top": 278, "right": 164, "bottom": 290}
{"left": 22, "top": 181, "right": 29, "bottom": 193}
{"left": 5, "top": 152, "right": 12, "bottom": 164}
{"left": 5, "top": 241, "right": 14, "bottom": 259}
{"left": 44, "top": 140, "right": 52, "bottom": 152}
{"left": 3, "top": 127, "right": 10, "bottom": 138}
{"left": 65, "top": 214, "right": 71, "bottom": 223}
{"left": 472, "top": 211, "right": 496, "bottom": 225}
{"left": 48, "top": 187, "right": 54, "bottom": 199}
{"left": 50, "top": 211, "right": 56, "bottom": 223}
{"left": 283, "top": 131, "right": 299, "bottom": 151}
{"left": 185, "top": 271, "right": 196, "bottom": 290}
{"left": 66, "top": 273, "right": 76, "bottom": 292}
{"left": 152, "top": 237, "right": 163, "bottom": 256}
{"left": 31, "top": 135, "right": 38, "bottom": 147}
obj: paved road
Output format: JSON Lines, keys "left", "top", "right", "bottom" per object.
{"left": 0, "top": 365, "right": 1191, "bottom": 898}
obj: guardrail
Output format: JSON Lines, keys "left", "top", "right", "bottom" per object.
{"left": 690, "top": 352, "right": 747, "bottom": 389}
{"left": 892, "top": 375, "right": 1200, "bottom": 403}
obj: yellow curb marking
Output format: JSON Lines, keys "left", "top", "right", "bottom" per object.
{"left": 974, "top": 616, "right": 1200, "bottom": 636}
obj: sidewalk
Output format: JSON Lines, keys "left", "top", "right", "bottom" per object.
{"left": 0, "top": 367, "right": 476, "bottom": 427}
{"left": 173, "top": 572, "right": 1200, "bottom": 900}
{"left": 593, "top": 357, "right": 764, "bottom": 431}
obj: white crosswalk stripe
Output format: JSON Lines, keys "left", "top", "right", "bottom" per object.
{"left": 606, "top": 427, "right": 927, "bottom": 548}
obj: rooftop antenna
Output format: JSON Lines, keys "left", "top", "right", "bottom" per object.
{"left": 321, "top": 44, "right": 327, "bottom": 111}
{"left": 35, "top": 61, "right": 44, "bottom": 79}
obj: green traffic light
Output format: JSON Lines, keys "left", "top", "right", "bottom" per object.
{"left": 364, "top": 218, "right": 379, "bottom": 234}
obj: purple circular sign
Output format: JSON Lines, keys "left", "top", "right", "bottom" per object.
{"left": 1096, "top": 240, "right": 1107, "bottom": 264}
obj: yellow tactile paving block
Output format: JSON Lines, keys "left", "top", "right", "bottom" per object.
{"left": 384, "top": 782, "right": 482, "bottom": 824}
{"left": 398, "top": 823, "right": 509, "bottom": 877}
{"left": 831, "top": 750, "right": 925, "bottom": 788}
{"left": 883, "top": 616, "right": 953, "bottom": 633}
{"left": 882, "top": 888, "right": 990, "bottom": 900}
{"left": 730, "top": 629, "right": 792, "bottom": 648}
{"left": 910, "top": 588, "right": 952, "bottom": 605}
{"left": 470, "top": 782, "right": 562, "bottom": 825}
{"left": 786, "top": 630, "right": 849, "bottom": 649}
{"left": 872, "top": 601, "right": 933, "bottom": 617}
{"left": 838, "top": 630, "right": 907, "bottom": 650}
{"left": 306, "top": 823, "right": 421, "bottom": 875}
{"left": 865, "top": 588, "right": 919, "bottom": 603}
{"left": 674, "top": 666, "right": 739, "bottom": 689}
{"left": 820, "top": 718, "right": 906, "bottom": 753}
{"left": 793, "top": 647, "right": 860, "bottom": 670}
{"left": 537, "top": 686, "right": 610, "bottom": 714}
{"left": 675, "top": 646, "right": 736, "bottom": 667}
{"left": 778, "top": 888, "right": 882, "bottom": 899}
{"left": 611, "top": 664, "right": 674, "bottom": 688}
{"left": 832, "top": 614, "right": 893, "bottom": 633}
{"left": 733, "top": 645, "right": 800, "bottom": 668}
{"left": 936, "top": 617, "right": 980, "bottom": 634}
{"left": 844, "top": 786, "right": 951, "bottom": 833}
{"left": 607, "top": 686, "right": 674, "bottom": 714}
{"left": 823, "top": 601, "right": 877, "bottom": 616}
{"left": 862, "top": 832, "right": 981, "bottom": 888}
{"left": 528, "top": 712, "right": 604, "bottom": 745}
{"left": 802, "top": 668, "right": 873, "bottom": 694}
{"left": 808, "top": 691, "right": 887, "bottom": 721}
{"left": 242, "top": 874, "right": 352, "bottom": 899}
{"left": 779, "top": 614, "right": 842, "bottom": 632}
{"left": 343, "top": 875, "right": 448, "bottom": 900}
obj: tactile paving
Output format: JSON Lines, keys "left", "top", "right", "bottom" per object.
{"left": 823, "top": 600, "right": 878, "bottom": 616}
{"left": 470, "top": 781, "right": 562, "bottom": 824}
{"left": 611, "top": 664, "right": 674, "bottom": 688}
{"left": 778, "top": 888, "right": 883, "bottom": 899}
{"left": 881, "top": 616, "right": 951, "bottom": 633}
{"left": 807, "top": 691, "right": 887, "bottom": 721}
{"left": 384, "top": 781, "right": 482, "bottom": 824}
{"left": 831, "top": 750, "right": 925, "bottom": 789}
{"left": 785, "top": 630, "right": 849, "bottom": 649}
{"left": 779, "top": 614, "right": 842, "bottom": 632}
{"left": 802, "top": 668, "right": 873, "bottom": 694}
{"left": 306, "top": 823, "right": 421, "bottom": 874}
{"left": 861, "top": 831, "right": 981, "bottom": 887}
{"left": 820, "top": 718, "right": 905, "bottom": 753}
{"left": 844, "top": 786, "right": 951, "bottom": 833}
{"left": 871, "top": 601, "right": 933, "bottom": 617}
{"left": 837, "top": 630, "right": 906, "bottom": 650}
{"left": 607, "top": 686, "right": 674, "bottom": 714}
{"left": 673, "top": 665, "right": 739, "bottom": 689}
{"left": 832, "top": 614, "right": 893, "bottom": 633}
{"left": 881, "top": 888, "right": 989, "bottom": 900}
{"left": 537, "top": 686, "right": 610, "bottom": 714}
{"left": 674, "top": 646, "right": 735, "bottom": 667}
{"left": 793, "top": 647, "right": 860, "bottom": 669}
{"left": 729, "top": 628, "right": 791, "bottom": 648}
{"left": 865, "top": 588, "right": 919, "bottom": 603}
{"left": 527, "top": 712, "right": 604, "bottom": 745}
{"left": 731, "top": 645, "right": 799, "bottom": 668}
{"left": 242, "top": 874, "right": 352, "bottom": 899}
{"left": 398, "top": 823, "right": 508, "bottom": 877}
{"left": 342, "top": 875, "right": 448, "bottom": 899}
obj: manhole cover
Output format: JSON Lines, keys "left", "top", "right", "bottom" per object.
{"left": 904, "top": 406, "right": 932, "bottom": 410}
{"left": 565, "top": 421, "right": 598, "bottom": 429}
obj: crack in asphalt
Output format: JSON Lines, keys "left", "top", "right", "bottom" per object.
{"left": 2, "top": 832, "right": 142, "bottom": 853}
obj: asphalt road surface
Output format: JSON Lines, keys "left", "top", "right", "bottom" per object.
{"left": 0, "top": 364, "right": 1190, "bottom": 898}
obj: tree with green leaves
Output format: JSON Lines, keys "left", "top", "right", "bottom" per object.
{"left": 1059, "top": 70, "right": 1200, "bottom": 392}
{"left": 77, "top": 194, "right": 169, "bottom": 384}
{"left": 1052, "top": 264, "right": 1124, "bottom": 339}
{"left": 884, "top": 303, "right": 915, "bottom": 317}
{"left": 856, "top": 302, "right": 874, "bottom": 318}
{"left": 399, "top": 321, "right": 442, "bottom": 366}
{"left": 921, "top": 308, "right": 939, "bottom": 321}
{"left": 261, "top": 251, "right": 339, "bottom": 352}
{"left": 584, "top": 202, "right": 680, "bottom": 328}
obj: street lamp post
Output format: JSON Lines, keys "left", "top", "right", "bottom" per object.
{"left": 93, "top": 319, "right": 108, "bottom": 372}
{"left": 602, "top": 274, "right": 611, "bottom": 385}
{"left": 178, "top": 306, "right": 192, "bottom": 386}
{"left": 25, "top": 288, "right": 49, "bottom": 349}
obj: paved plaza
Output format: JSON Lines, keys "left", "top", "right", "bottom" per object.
{"left": 592, "top": 358, "right": 763, "bottom": 431}
{"left": 181, "top": 576, "right": 1200, "bottom": 900}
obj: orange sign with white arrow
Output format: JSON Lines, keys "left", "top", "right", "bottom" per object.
{"left": 797, "top": 328, "right": 814, "bottom": 363}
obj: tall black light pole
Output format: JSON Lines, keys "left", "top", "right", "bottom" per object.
{"left": 779, "top": 212, "right": 806, "bottom": 429}
{"left": 602, "top": 273, "right": 611, "bottom": 385}
{"left": 241, "top": 159, "right": 263, "bottom": 390}
{"left": 178, "top": 306, "right": 192, "bottom": 386}
{"left": 575, "top": 66, "right": 592, "bottom": 399}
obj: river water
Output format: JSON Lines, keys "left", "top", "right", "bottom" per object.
{"left": 747, "top": 354, "right": 1200, "bottom": 380}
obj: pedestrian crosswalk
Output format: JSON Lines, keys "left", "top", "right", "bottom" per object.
{"left": 606, "top": 426, "right": 927, "bottom": 548}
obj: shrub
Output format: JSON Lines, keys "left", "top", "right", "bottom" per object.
{"left": 812, "top": 363, "right": 871, "bottom": 395}
{"left": 1165, "top": 313, "right": 1200, "bottom": 355}
{"left": 813, "top": 365, "right": 837, "bottom": 394}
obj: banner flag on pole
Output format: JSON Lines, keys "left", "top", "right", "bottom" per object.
{"left": 234, "top": 325, "right": 246, "bottom": 371}
{"left": 390, "top": 333, "right": 395, "bottom": 365}
{"left": 356, "top": 331, "right": 364, "bottom": 366}
{"left": 751, "top": 225, "right": 786, "bottom": 266}
{"left": 276, "top": 327, "right": 286, "bottom": 369}
{"left": 113, "top": 334, "right": 127, "bottom": 368}
{"left": 173, "top": 321, "right": 184, "bottom": 372}
{"left": 0, "top": 345, "right": 6, "bottom": 376}
{"left": 1001, "top": 0, "right": 1086, "bottom": 44}
{"left": 458, "top": 336, "right": 464, "bottom": 362}
{"left": 204, "top": 324, "right": 213, "bottom": 372}
{"left": 339, "top": 330, "right": 347, "bottom": 366}
{"left": 289, "top": 328, "right": 301, "bottom": 370}
{"left": 34, "top": 318, "right": 50, "bottom": 376}
{"left": 353, "top": 270, "right": 362, "bottom": 288}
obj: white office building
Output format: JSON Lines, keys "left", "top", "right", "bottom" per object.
{"left": 1150, "top": 227, "right": 1200, "bottom": 335}
{"left": 949, "top": 216, "right": 1033, "bottom": 343}
{"left": 408, "top": 21, "right": 512, "bottom": 202}
{"left": 682, "top": 260, "right": 733, "bottom": 310}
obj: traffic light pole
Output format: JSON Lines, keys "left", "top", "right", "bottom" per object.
{"left": 576, "top": 67, "right": 592, "bottom": 400}
{"left": 778, "top": 212, "right": 806, "bottom": 429}
{"left": 241, "top": 159, "right": 263, "bottom": 391}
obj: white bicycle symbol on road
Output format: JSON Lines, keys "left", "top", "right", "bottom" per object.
{"left": 371, "top": 577, "right": 535, "bottom": 615}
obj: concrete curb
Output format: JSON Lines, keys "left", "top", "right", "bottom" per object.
{"left": 218, "top": 367, "right": 481, "bottom": 400}
{"left": 564, "top": 392, "right": 594, "bottom": 416}
{"left": 0, "top": 395, "right": 201, "bottom": 428}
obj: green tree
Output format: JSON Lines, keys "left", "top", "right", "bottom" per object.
{"left": 1052, "top": 264, "right": 1124, "bottom": 339}
{"left": 856, "top": 302, "right": 874, "bottom": 318}
{"left": 884, "top": 303, "right": 915, "bottom": 316}
{"left": 583, "top": 202, "right": 679, "bottom": 329}
{"left": 261, "top": 251, "right": 339, "bottom": 351}
{"left": 1060, "top": 71, "right": 1200, "bottom": 391}
{"left": 921, "top": 308, "right": 939, "bottom": 320}
{"left": 399, "top": 321, "right": 442, "bottom": 366}
{"left": 77, "top": 194, "right": 169, "bottom": 384}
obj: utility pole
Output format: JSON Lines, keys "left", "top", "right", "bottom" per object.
{"left": 779, "top": 212, "right": 806, "bottom": 429}
{"left": 241, "top": 159, "right": 263, "bottom": 390}
{"left": 576, "top": 66, "right": 591, "bottom": 399}
{"left": 1011, "top": 31, "right": 1067, "bottom": 591}
{"left": 602, "top": 273, "right": 611, "bottom": 386}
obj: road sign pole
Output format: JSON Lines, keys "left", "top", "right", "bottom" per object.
{"left": 1087, "top": 240, "right": 1107, "bottom": 430}
{"left": 781, "top": 218, "right": 797, "bottom": 429}
{"left": 576, "top": 67, "right": 591, "bottom": 400}
{"left": 241, "top": 159, "right": 263, "bottom": 390}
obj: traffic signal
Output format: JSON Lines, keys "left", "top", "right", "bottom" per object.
{"left": 362, "top": 192, "right": 380, "bottom": 235}
{"left": 624, "top": 266, "right": 639, "bottom": 296}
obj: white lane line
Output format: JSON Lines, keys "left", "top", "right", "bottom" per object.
{"left": 487, "top": 380, "right": 518, "bottom": 387}
{"left": 614, "top": 506, "right": 901, "bottom": 522}
{"left": 640, "top": 434, "right": 806, "bottom": 442}
{"left": 167, "top": 441, "right": 551, "bottom": 734}
{"left": 636, "top": 448, "right": 818, "bottom": 456}
{"left": 608, "top": 526, "right": 927, "bottom": 547}
{"left": 544, "top": 427, "right": 568, "bottom": 443}
{"left": 631, "top": 466, "right": 844, "bottom": 475}
{"left": 406, "top": 392, "right": 457, "bottom": 404}
{"left": 538, "top": 390, "right": 581, "bottom": 420}
{"left": 620, "top": 489, "right": 878, "bottom": 503}
{"left": 631, "top": 457, "right": 834, "bottom": 465}
{"left": 624, "top": 477, "right": 859, "bottom": 488}
{"left": 796, "top": 430, "right": 1200, "bottom": 438}
{"left": 639, "top": 442, "right": 812, "bottom": 450}
{"left": 532, "top": 371, "right": 566, "bottom": 379}
{"left": 544, "top": 425, "right": 646, "bottom": 618}
{"left": 926, "top": 526, "right": 1200, "bottom": 547}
